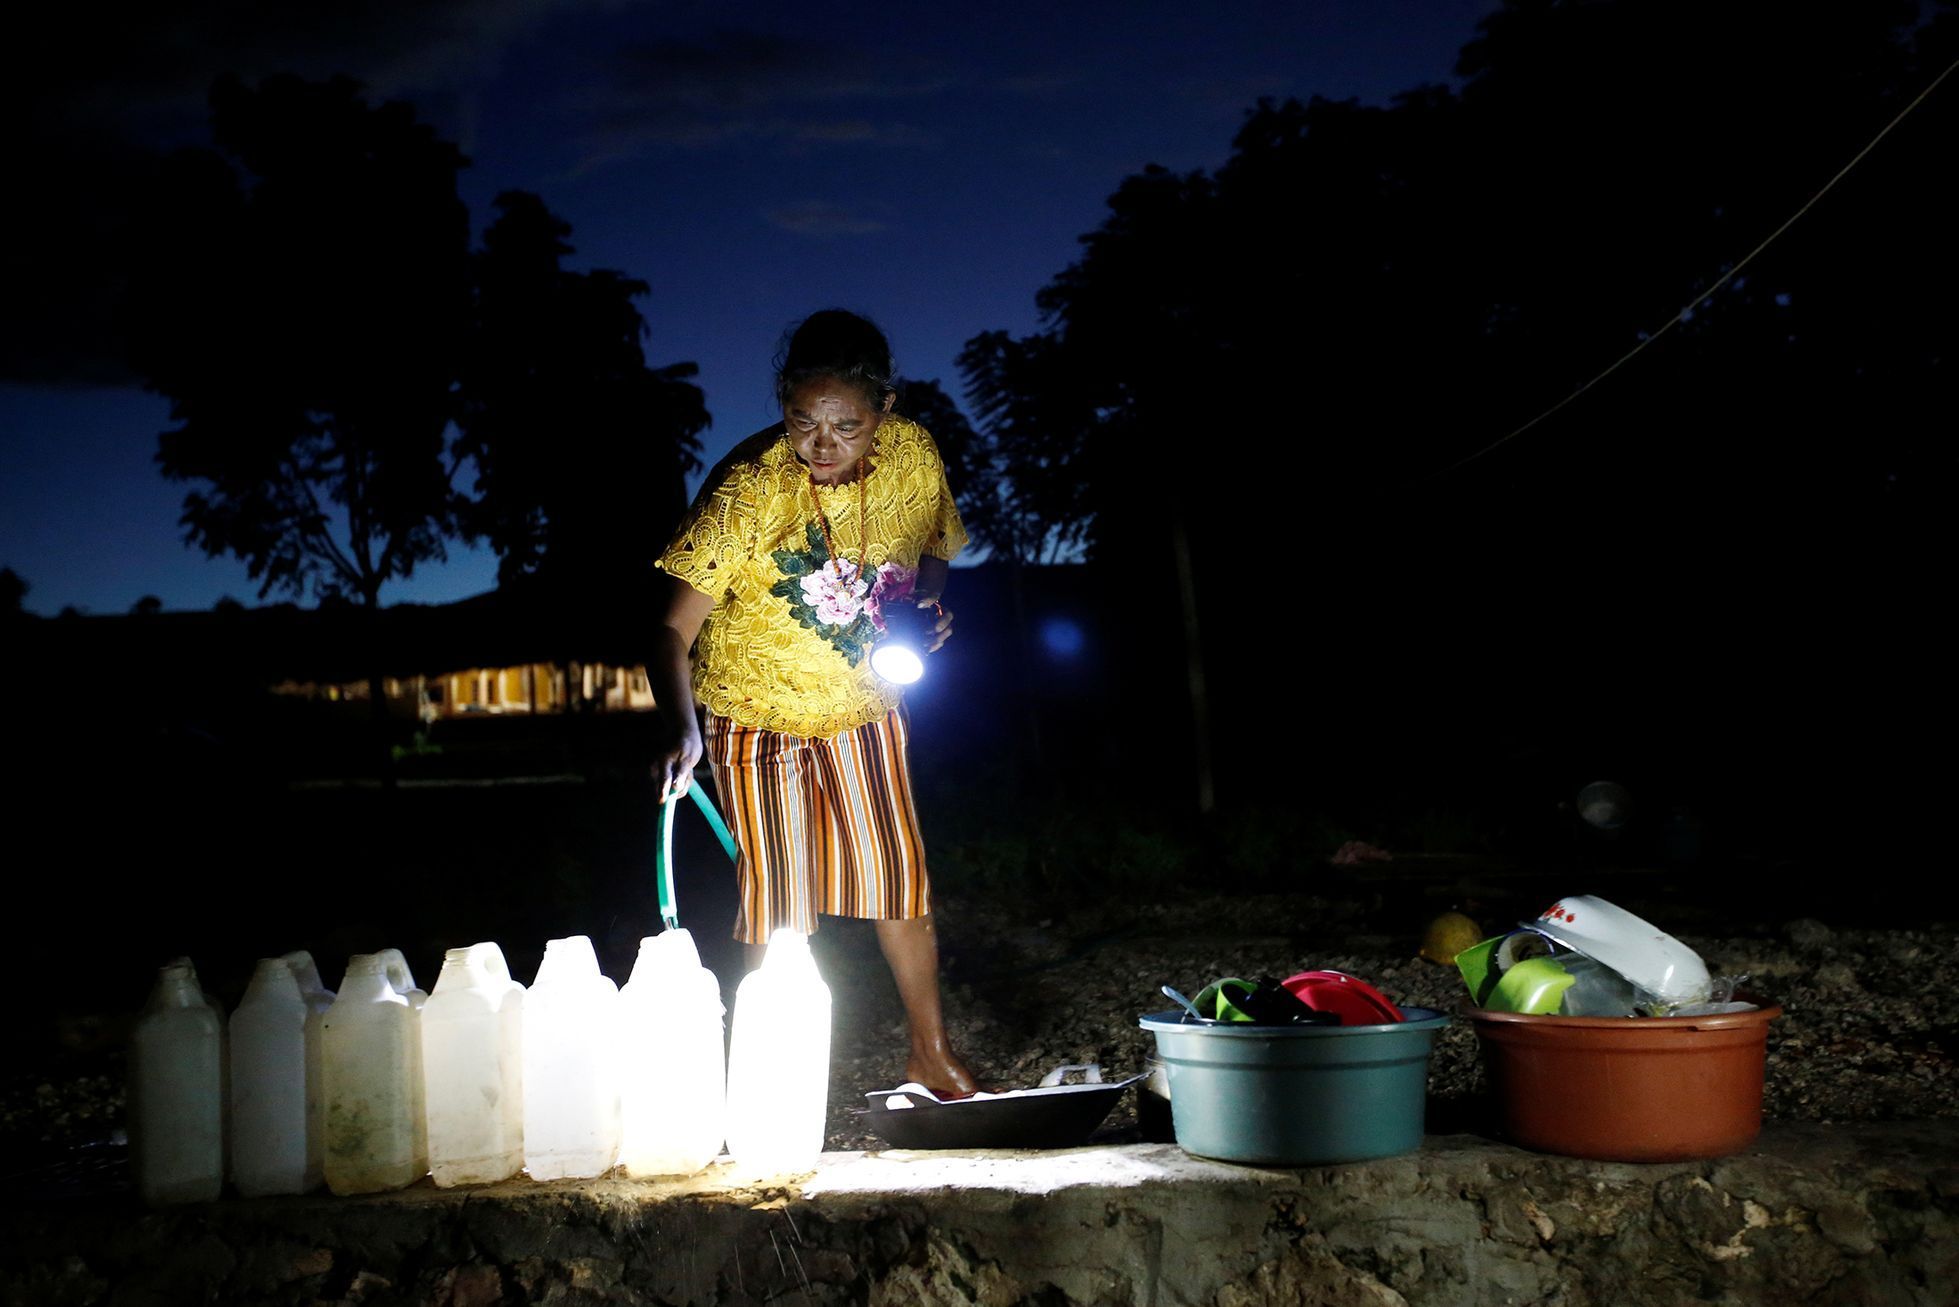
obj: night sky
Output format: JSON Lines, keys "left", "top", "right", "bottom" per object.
{"left": 0, "top": 0, "right": 1496, "bottom": 616}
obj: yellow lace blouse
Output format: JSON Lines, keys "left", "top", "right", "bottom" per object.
{"left": 657, "top": 415, "right": 968, "bottom": 738}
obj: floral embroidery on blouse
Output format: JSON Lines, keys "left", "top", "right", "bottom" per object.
{"left": 770, "top": 523, "right": 921, "bottom": 666}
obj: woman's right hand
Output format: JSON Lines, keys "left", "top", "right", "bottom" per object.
{"left": 653, "top": 725, "right": 703, "bottom": 803}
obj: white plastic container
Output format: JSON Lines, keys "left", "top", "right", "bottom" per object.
{"left": 522, "top": 935, "right": 621, "bottom": 1180}
{"left": 374, "top": 947, "right": 429, "bottom": 1175}
{"left": 618, "top": 929, "right": 725, "bottom": 1177}
{"left": 164, "top": 955, "right": 232, "bottom": 1182}
{"left": 322, "top": 953, "right": 423, "bottom": 1195}
{"left": 229, "top": 958, "right": 318, "bottom": 1195}
{"left": 130, "top": 960, "right": 225, "bottom": 1205}
{"left": 725, "top": 929, "right": 831, "bottom": 1175}
{"left": 282, "top": 950, "right": 334, "bottom": 1187}
{"left": 423, "top": 942, "right": 526, "bottom": 1187}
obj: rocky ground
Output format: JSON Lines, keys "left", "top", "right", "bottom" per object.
{"left": 6, "top": 871, "right": 1955, "bottom": 1183}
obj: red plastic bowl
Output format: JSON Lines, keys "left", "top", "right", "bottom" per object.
{"left": 1279, "top": 970, "right": 1404, "bottom": 1025}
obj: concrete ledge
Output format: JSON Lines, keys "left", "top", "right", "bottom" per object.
{"left": 6, "top": 1124, "right": 1958, "bottom": 1305}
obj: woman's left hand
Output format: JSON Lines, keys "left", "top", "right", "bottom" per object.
{"left": 920, "top": 597, "right": 954, "bottom": 653}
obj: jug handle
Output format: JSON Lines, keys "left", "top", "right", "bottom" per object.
{"left": 377, "top": 947, "right": 416, "bottom": 995}
{"left": 658, "top": 773, "right": 739, "bottom": 930}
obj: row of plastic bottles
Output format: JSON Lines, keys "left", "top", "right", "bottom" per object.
{"left": 130, "top": 928, "right": 830, "bottom": 1205}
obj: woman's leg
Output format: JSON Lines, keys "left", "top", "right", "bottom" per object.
{"left": 815, "top": 710, "right": 984, "bottom": 1096}
{"left": 874, "top": 915, "right": 981, "bottom": 1097}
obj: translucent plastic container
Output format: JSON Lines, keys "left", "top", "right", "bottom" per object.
{"left": 725, "top": 930, "right": 830, "bottom": 1175}
{"left": 282, "top": 950, "right": 334, "bottom": 1186}
{"left": 619, "top": 929, "right": 725, "bottom": 1177}
{"left": 230, "top": 958, "right": 318, "bottom": 1196}
{"left": 130, "top": 960, "right": 225, "bottom": 1205}
{"left": 423, "top": 942, "right": 526, "bottom": 1187}
{"left": 523, "top": 935, "right": 621, "bottom": 1180}
{"left": 165, "top": 955, "right": 231, "bottom": 1182}
{"left": 374, "top": 948, "right": 429, "bottom": 1175}
{"left": 322, "top": 953, "right": 424, "bottom": 1194}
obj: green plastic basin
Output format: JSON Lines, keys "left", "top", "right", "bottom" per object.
{"left": 1139, "top": 1007, "right": 1449, "bottom": 1166}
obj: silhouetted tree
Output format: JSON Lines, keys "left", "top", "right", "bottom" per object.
{"left": 956, "top": 331, "right": 1097, "bottom": 566}
{"left": 0, "top": 568, "right": 25, "bottom": 616}
{"left": 456, "top": 192, "right": 707, "bottom": 596}
{"left": 958, "top": 0, "right": 1954, "bottom": 824}
{"left": 132, "top": 595, "right": 163, "bottom": 616}
{"left": 129, "top": 75, "right": 470, "bottom": 611}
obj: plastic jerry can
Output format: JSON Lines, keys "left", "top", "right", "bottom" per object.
{"left": 725, "top": 929, "right": 831, "bottom": 1175}
{"left": 423, "top": 942, "right": 526, "bottom": 1187}
{"left": 522, "top": 935, "right": 621, "bottom": 1180}
{"left": 618, "top": 928, "right": 725, "bottom": 1177}
{"left": 130, "top": 960, "right": 225, "bottom": 1204}
{"left": 282, "top": 950, "right": 334, "bottom": 1186}
{"left": 373, "top": 947, "right": 429, "bottom": 1174}
{"left": 164, "top": 955, "right": 232, "bottom": 1181}
{"left": 230, "top": 958, "right": 318, "bottom": 1195}
{"left": 322, "top": 953, "right": 423, "bottom": 1195}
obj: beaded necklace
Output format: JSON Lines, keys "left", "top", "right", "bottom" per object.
{"left": 807, "top": 456, "right": 869, "bottom": 582}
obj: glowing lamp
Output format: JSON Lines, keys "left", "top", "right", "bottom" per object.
{"left": 870, "top": 602, "right": 938, "bottom": 685}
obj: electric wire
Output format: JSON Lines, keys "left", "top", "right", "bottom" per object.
{"left": 1443, "top": 54, "right": 1959, "bottom": 475}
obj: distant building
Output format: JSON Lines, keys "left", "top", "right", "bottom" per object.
{"left": 269, "top": 662, "right": 655, "bottom": 719}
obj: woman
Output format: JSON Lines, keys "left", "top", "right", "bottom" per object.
{"left": 649, "top": 309, "right": 982, "bottom": 1099}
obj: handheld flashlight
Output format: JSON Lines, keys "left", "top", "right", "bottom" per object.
{"left": 869, "top": 601, "right": 939, "bottom": 685}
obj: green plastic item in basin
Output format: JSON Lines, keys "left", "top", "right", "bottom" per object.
{"left": 1487, "top": 957, "right": 1576, "bottom": 1015}
{"left": 1455, "top": 935, "right": 1505, "bottom": 1006}
{"left": 1138, "top": 1007, "right": 1450, "bottom": 1166}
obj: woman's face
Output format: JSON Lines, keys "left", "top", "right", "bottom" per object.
{"left": 784, "top": 376, "right": 892, "bottom": 484}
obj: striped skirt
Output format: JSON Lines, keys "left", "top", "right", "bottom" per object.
{"left": 705, "top": 708, "right": 932, "bottom": 944}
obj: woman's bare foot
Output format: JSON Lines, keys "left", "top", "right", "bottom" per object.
{"left": 906, "top": 1046, "right": 988, "bottom": 1099}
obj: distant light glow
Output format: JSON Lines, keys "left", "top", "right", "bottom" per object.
{"left": 1038, "top": 617, "right": 1084, "bottom": 658}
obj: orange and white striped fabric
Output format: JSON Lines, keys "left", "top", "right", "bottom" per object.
{"left": 705, "top": 708, "right": 932, "bottom": 944}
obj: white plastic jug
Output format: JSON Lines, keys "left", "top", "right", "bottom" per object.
{"left": 372, "top": 947, "right": 429, "bottom": 1174}
{"left": 423, "top": 942, "right": 526, "bottom": 1187}
{"left": 282, "top": 950, "right": 333, "bottom": 1188}
{"left": 522, "top": 935, "right": 621, "bottom": 1180}
{"left": 725, "top": 929, "right": 830, "bottom": 1175}
{"left": 230, "top": 958, "right": 318, "bottom": 1196}
{"left": 164, "top": 954, "right": 231, "bottom": 1182}
{"left": 322, "top": 953, "right": 423, "bottom": 1195}
{"left": 618, "top": 929, "right": 725, "bottom": 1177}
{"left": 130, "top": 960, "right": 225, "bottom": 1205}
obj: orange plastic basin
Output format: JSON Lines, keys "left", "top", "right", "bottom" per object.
{"left": 1467, "top": 1005, "right": 1782, "bottom": 1162}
